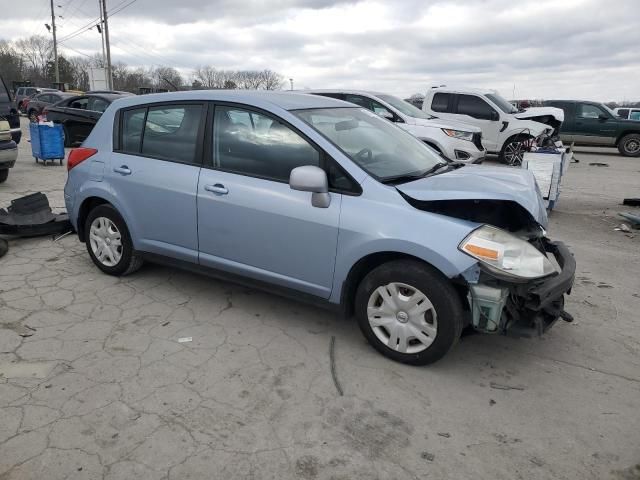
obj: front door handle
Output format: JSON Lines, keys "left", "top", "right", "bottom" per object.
{"left": 113, "top": 165, "right": 131, "bottom": 175}
{"left": 204, "top": 183, "right": 228, "bottom": 195}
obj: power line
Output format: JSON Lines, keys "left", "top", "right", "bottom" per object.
{"left": 57, "top": 0, "right": 128, "bottom": 44}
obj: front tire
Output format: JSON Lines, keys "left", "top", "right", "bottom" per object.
{"left": 618, "top": 133, "right": 640, "bottom": 157}
{"left": 354, "top": 260, "right": 464, "bottom": 365}
{"left": 500, "top": 135, "right": 531, "bottom": 166}
{"left": 85, "top": 204, "right": 143, "bottom": 276}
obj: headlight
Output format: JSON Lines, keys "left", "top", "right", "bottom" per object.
{"left": 442, "top": 128, "right": 474, "bottom": 142}
{"left": 459, "top": 225, "right": 556, "bottom": 280}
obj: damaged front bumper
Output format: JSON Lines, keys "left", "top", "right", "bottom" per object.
{"left": 467, "top": 240, "right": 575, "bottom": 337}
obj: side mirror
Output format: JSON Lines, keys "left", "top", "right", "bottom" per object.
{"left": 490, "top": 111, "right": 500, "bottom": 121}
{"left": 377, "top": 110, "right": 394, "bottom": 121}
{"left": 289, "top": 165, "right": 331, "bottom": 208}
{"left": 598, "top": 114, "right": 608, "bottom": 121}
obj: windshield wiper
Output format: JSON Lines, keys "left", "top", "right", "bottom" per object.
{"left": 381, "top": 162, "right": 448, "bottom": 185}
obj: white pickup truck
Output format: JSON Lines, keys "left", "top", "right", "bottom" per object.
{"left": 422, "top": 87, "right": 564, "bottom": 165}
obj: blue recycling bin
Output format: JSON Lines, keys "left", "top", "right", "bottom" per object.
{"left": 30, "top": 122, "right": 65, "bottom": 165}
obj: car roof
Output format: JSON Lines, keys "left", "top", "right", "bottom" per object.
{"left": 430, "top": 86, "right": 494, "bottom": 95}
{"left": 109, "top": 90, "right": 351, "bottom": 111}
{"left": 303, "top": 89, "right": 389, "bottom": 98}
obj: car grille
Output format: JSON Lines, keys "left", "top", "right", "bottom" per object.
{"left": 472, "top": 132, "right": 484, "bottom": 151}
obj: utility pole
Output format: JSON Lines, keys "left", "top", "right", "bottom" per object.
{"left": 50, "top": 0, "right": 59, "bottom": 83}
{"left": 100, "top": 0, "right": 113, "bottom": 89}
{"left": 98, "top": 0, "right": 107, "bottom": 70}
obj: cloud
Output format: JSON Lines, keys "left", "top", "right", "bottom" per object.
{"left": 1, "top": 0, "right": 639, "bottom": 100}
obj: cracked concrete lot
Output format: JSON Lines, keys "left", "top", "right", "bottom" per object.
{"left": 1, "top": 118, "right": 639, "bottom": 479}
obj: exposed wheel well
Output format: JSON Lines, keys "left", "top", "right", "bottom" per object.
{"left": 77, "top": 197, "right": 110, "bottom": 241}
{"left": 340, "top": 251, "right": 470, "bottom": 317}
{"left": 616, "top": 130, "right": 640, "bottom": 145}
{"left": 501, "top": 132, "right": 533, "bottom": 151}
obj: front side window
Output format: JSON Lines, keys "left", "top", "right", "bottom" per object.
{"left": 578, "top": 104, "right": 606, "bottom": 119}
{"left": 213, "top": 106, "right": 320, "bottom": 182}
{"left": 456, "top": 94, "right": 496, "bottom": 120}
{"left": 141, "top": 105, "right": 203, "bottom": 164}
{"left": 294, "top": 107, "right": 443, "bottom": 182}
{"left": 431, "top": 92, "right": 450, "bottom": 113}
{"left": 69, "top": 97, "right": 89, "bottom": 110}
{"left": 370, "top": 99, "right": 394, "bottom": 118}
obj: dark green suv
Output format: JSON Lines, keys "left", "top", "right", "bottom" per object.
{"left": 544, "top": 100, "right": 640, "bottom": 157}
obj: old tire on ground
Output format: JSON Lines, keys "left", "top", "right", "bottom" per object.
{"left": 85, "top": 204, "right": 143, "bottom": 276}
{"left": 62, "top": 125, "right": 72, "bottom": 147}
{"left": 0, "top": 238, "right": 7, "bottom": 258}
{"left": 354, "top": 259, "right": 464, "bottom": 365}
{"left": 617, "top": 133, "right": 640, "bottom": 157}
{"left": 499, "top": 134, "right": 531, "bottom": 166}
{"left": 0, "top": 169, "right": 8, "bottom": 183}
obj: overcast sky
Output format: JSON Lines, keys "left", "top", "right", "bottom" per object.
{"left": 3, "top": 0, "right": 639, "bottom": 100}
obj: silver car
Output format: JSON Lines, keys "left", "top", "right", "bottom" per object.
{"left": 64, "top": 91, "right": 575, "bottom": 364}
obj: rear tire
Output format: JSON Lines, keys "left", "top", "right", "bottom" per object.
{"left": 354, "top": 259, "right": 464, "bottom": 365}
{"left": 617, "top": 133, "right": 640, "bottom": 157}
{"left": 85, "top": 204, "right": 143, "bottom": 276}
{"left": 0, "top": 169, "right": 8, "bottom": 183}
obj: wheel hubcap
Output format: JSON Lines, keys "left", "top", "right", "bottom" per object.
{"left": 367, "top": 282, "right": 438, "bottom": 354}
{"left": 626, "top": 140, "right": 640, "bottom": 154}
{"left": 89, "top": 217, "right": 123, "bottom": 267}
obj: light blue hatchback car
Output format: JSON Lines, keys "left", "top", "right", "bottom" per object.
{"left": 64, "top": 91, "right": 575, "bottom": 364}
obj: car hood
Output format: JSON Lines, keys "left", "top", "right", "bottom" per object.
{"left": 405, "top": 116, "right": 482, "bottom": 132}
{"left": 396, "top": 165, "right": 548, "bottom": 228}
{"left": 515, "top": 107, "right": 564, "bottom": 123}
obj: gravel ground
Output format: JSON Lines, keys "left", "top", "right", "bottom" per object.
{"left": 1, "top": 118, "right": 639, "bottom": 479}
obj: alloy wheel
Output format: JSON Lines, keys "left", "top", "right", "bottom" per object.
{"left": 367, "top": 282, "right": 438, "bottom": 354}
{"left": 504, "top": 141, "right": 525, "bottom": 166}
{"left": 89, "top": 217, "right": 123, "bottom": 267}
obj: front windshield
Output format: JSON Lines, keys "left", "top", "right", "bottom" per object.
{"left": 294, "top": 107, "right": 444, "bottom": 182}
{"left": 376, "top": 94, "right": 435, "bottom": 120}
{"left": 486, "top": 93, "right": 518, "bottom": 114}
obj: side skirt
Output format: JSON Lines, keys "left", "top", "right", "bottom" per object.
{"left": 138, "top": 251, "right": 346, "bottom": 316}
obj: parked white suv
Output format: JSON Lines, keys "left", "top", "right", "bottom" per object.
{"left": 422, "top": 87, "right": 564, "bottom": 165}
{"left": 306, "top": 90, "right": 485, "bottom": 163}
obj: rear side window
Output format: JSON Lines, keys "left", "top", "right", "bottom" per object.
{"left": 431, "top": 92, "right": 450, "bottom": 112}
{"left": 89, "top": 97, "right": 110, "bottom": 113}
{"left": 213, "top": 106, "right": 320, "bottom": 182}
{"left": 631, "top": 111, "right": 640, "bottom": 120}
{"left": 121, "top": 108, "right": 146, "bottom": 154}
{"left": 141, "top": 105, "right": 203, "bottom": 164}
{"left": 70, "top": 97, "right": 89, "bottom": 109}
{"left": 456, "top": 94, "right": 496, "bottom": 120}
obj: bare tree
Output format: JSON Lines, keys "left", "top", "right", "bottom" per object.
{"left": 15, "top": 35, "right": 52, "bottom": 80}
{"left": 260, "top": 69, "right": 284, "bottom": 90}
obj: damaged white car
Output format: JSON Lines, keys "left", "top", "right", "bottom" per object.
{"left": 422, "top": 86, "right": 564, "bottom": 165}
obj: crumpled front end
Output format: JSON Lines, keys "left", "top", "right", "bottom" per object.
{"left": 461, "top": 236, "right": 575, "bottom": 337}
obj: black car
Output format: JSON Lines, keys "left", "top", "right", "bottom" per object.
{"left": 0, "top": 75, "right": 22, "bottom": 144}
{"left": 27, "top": 92, "right": 77, "bottom": 121}
{"left": 46, "top": 93, "right": 129, "bottom": 146}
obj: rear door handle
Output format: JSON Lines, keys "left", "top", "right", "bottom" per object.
{"left": 113, "top": 165, "right": 131, "bottom": 175}
{"left": 204, "top": 183, "right": 228, "bottom": 195}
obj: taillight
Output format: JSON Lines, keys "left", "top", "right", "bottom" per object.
{"left": 67, "top": 147, "right": 97, "bottom": 171}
